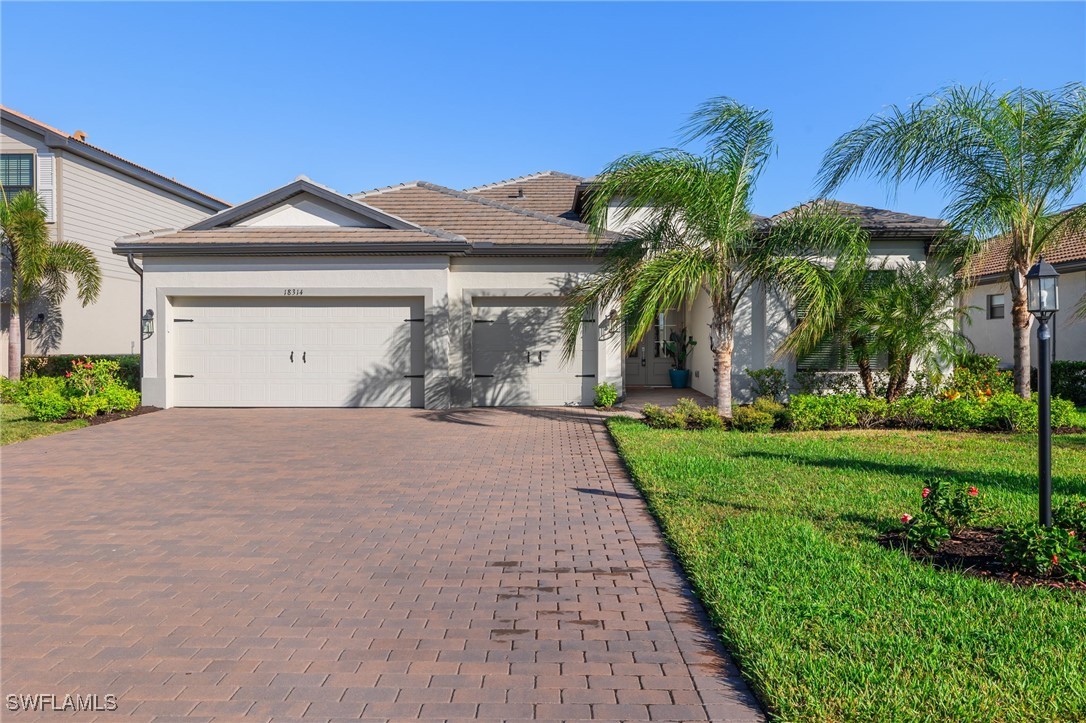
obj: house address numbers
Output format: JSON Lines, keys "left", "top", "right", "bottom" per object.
{"left": 283, "top": 288, "right": 304, "bottom": 296}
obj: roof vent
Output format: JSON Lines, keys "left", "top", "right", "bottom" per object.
{"left": 73, "top": 130, "right": 87, "bottom": 142}
{"left": 516, "top": 187, "right": 525, "bottom": 198}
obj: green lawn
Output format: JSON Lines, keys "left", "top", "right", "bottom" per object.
{"left": 1, "top": 403, "right": 87, "bottom": 445}
{"left": 609, "top": 418, "right": 1086, "bottom": 722}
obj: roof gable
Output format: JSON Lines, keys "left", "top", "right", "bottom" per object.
{"left": 186, "top": 178, "right": 422, "bottom": 231}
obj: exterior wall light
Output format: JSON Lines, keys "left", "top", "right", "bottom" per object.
{"left": 141, "top": 309, "right": 155, "bottom": 339}
{"left": 1025, "top": 257, "right": 1059, "bottom": 527}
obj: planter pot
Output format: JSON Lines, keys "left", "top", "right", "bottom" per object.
{"left": 669, "top": 369, "right": 690, "bottom": 389}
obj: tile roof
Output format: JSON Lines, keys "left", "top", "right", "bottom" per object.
{"left": 768, "top": 199, "right": 945, "bottom": 237}
{"left": 967, "top": 210, "right": 1086, "bottom": 278}
{"left": 1, "top": 105, "right": 229, "bottom": 208}
{"left": 354, "top": 181, "right": 617, "bottom": 247}
{"left": 464, "top": 171, "right": 585, "bottom": 220}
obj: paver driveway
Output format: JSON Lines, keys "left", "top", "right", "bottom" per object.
{"left": 2, "top": 408, "right": 762, "bottom": 722}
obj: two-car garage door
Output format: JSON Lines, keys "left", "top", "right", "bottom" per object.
{"left": 170, "top": 295, "right": 597, "bottom": 408}
{"left": 172, "top": 297, "right": 424, "bottom": 407}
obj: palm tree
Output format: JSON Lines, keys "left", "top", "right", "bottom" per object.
{"left": 776, "top": 223, "right": 882, "bottom": 397}
{"left": 819, "top": 83, "right": 1086, "bottom": 398}
{"left": 863, "top": 263, "right": 970, "bottom": 402}
{"left": 563, "top": 98, "right": 869, "bottom": 417}
{"left": 2, "top": 190, "right": 101, "bottom": 380}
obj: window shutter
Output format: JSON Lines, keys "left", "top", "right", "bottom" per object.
{"left": 37, "top": 153, "right": 56, "bottom": 223}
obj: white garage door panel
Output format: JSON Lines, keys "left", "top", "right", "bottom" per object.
{"left": 472, "top": 297, "right": 597, "bottom": 407}
{"left": 171, "top": 297, "right": 424, "bottom": 408}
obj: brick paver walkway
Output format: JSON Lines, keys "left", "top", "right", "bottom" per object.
{"left": 2, "top": 408, "right": 762, "bottom": 721}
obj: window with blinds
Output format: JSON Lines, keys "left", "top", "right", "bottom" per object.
{"left": 1, "top": 154, "right": 34, "bottom": 199}
{"left": 794, "top": 272, "right": 887, "bottom": 372}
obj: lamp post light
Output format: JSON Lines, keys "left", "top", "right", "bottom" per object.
{"left": 1025, "top": 257, "right": 1059, "bottom": 527}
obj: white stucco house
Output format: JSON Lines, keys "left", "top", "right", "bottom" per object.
{"left": 0, "top": 107, "right": 228, "bottom": 375}
{"left": 961, "top": 220, "right": 1085, "bottom": 367}
{"left": 114, "top": 171, "right": 945, "bottom": 409}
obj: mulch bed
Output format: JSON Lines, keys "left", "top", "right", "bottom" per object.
{"left": 879, "top": 527, "right": 1085, "bottom": 591}
{"left": 55, "top": 406, "right": 161, "bottom": 427}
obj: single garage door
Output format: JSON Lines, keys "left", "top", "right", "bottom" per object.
{"left": 172, "top": 296, "right": 424, "bottom": 407}
{"left": 472, "top": 297, "right": 598, "bottom": 407}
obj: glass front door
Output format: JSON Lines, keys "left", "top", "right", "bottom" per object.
{"left": 624, "top": 309, "right": 683, "bottom": 386}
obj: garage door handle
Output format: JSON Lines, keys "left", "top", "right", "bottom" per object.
{"left": 290, "top": 351, "right": 294, "bottom": 363}
{"left": 302, "top": 351, "right": 306, "bottom": 364}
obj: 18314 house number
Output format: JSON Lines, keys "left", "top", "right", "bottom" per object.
{"left": 283, "top": 288, "right": 304, "bottom": 296}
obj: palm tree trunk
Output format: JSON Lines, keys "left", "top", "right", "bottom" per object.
{"left": 1010, "top": 270, "right": 1032, "bottom": 399}
{"left": 711, "top": 307, "right": 734, "bottom": 419}
{"left": 7, "top": 307, "right": 22, "bottom": 381}
{"left": 851, "top": 336, "right": 874, "bottom": 397}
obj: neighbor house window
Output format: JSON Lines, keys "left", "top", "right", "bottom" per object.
{"left": 987, "top": 293, "right": 1005, "bottom": 320}
{"left": 1, "top": 154, "right": 34, "bottom": 199}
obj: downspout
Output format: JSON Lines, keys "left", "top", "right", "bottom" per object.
{"left": 126, "top": 253, "right": 144, "bottom": 379}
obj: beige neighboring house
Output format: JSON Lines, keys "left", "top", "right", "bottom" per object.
{"left": 113, "top": 170, "right": 945, "bottom": 409}
{"left": 962, "top": 220, "right": 1086, "bottom": 367}
{"left": 1, "top": 106, "right": 228, "bottom": 376}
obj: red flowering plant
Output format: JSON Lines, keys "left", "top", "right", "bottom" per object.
{"left": 900, "top": 478, "right": 986, "bottom": 552}
{"left": 1001, "top": 523, "right": 1085, "bottom": 581}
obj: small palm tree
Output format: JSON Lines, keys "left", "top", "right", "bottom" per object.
{"left": 819, "top": 83, "right": 1086, "bottom": 398}
{"left": 564, "top": 98, "right": 869, "bottom": 417}
{"left": 777, "top": 228, "right": 881, "bottom": 397}
{"left": 864, "top": 263, "right": 970, "bottom": 402}
{"left": 2, "top": 190, "right": 101, "bottom": 380}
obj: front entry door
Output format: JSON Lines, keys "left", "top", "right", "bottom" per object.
{"left": 625, "top": 309, "right": 682, "bottom": 387}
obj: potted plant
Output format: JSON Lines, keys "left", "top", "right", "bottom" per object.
{"left": 664, "top": 329, "right": 696, "bottom": 389}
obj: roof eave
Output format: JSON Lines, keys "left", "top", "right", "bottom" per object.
{"left": 112, "top": 241, "right": 471, "bottom": 257}
{"left": 2, "top": 110, "right": 229, "bottom": 212}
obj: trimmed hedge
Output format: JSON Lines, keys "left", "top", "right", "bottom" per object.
{"left": 788, "top": 392, "right": 1077, "bottom": 432}
{"left": 23, "top": 355, "right": 140, "bottom": 391}
{"left": 1052, "top": 361, "right": 1086, "bottom": 406}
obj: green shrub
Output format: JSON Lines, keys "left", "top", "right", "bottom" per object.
{"left": 1001, "top": 523, "right": 1085, "bottom": 581}
{"left": 732, "top": 405, "right": 774, "bottom": 433}
{"left": 752, "top": 396, "right": 788, "bottom": 429}
{"left": 0, "top": 377, "right": 20, "bottom": 403}
{"left": 787, "top": 394, "right": 866, "bottom": 431}
{"left": 887, "top": 396, "right": 935, "bottom": 428}
{"left": 1053, "top": 498, "right": 1086, "bottom": 536}
{"left": 927, "top": 397, "right": 987, "bottom": 431}
{"left": 948, "top": 353, "right": 1012, "bottom": 399}
{"left": 99, "top": 383, "right": 141, "bottom": 413}
{"left": 903, "top": 512, "right": 951, "bottom": 552}
{"left": 641, "top": 399, "right": 723, "bottom": 430}
{"left": 919, "top": 479, "right": 984, "bottom": 532}
{"left": 22, "top": 388, "right": 72, "bottom": 422}
{"left": 1037, "top": 360, "right": 1086, "bottom": 406}
{"left": 593, "top": 382, "right": 619, "bottom": 409}
{"left": 673, "top": 398, "right": 725, "bottom": 429}
{"left": 746, "top": 367, "right": 787, "bottom": 401}
{"left": 983, "top": 392, "right": 1038, "bottom": 432}
{"left": 642, "top": 403, "right": 683, "bottom": 429}
{"left": 23, "top": 354, "right": 140, "bottom": 391}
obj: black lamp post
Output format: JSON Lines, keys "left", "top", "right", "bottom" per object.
{"left": 1025, "top": 257, "right": 1059, "bottom": 527}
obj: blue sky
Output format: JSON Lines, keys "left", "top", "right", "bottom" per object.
{"left": 3, "top": 2, "right": 1083, "bottom": 216}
